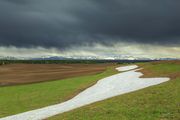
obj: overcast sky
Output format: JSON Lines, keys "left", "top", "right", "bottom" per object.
{"left": 0, "top": 0, "right": 180, "bottom": 59}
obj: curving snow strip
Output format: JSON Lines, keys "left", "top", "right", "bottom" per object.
{"left": 116, "top": 65, "right": 138, "bottom": 71}
{"left": 0, "top": 65, "right": 170, "bottom": 120}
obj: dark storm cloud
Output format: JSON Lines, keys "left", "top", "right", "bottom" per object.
{"left": 0, "top": 0, "right": 180, "bottom": 48}
{"left": 5, "top": 0, "right": 30, "bottom": 4}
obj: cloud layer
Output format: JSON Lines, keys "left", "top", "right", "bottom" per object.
{"left": 0, "top": 0, "right": 180, "bottom": 58}
{"left": 1, "top": 43, "right": 180, "bottom": 59}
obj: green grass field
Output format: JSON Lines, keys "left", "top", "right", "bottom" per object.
{"left": 0, "top": 61, "right": 179, "bottom": 120}
{"left": 49, "top": 61, "right": 180, "bottom": 120}
{"left": 0, "top": 65, "right": 118, "bottom": 118}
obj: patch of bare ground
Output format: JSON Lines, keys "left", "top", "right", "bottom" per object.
{"left": 138, "top": 60, "right": 180, "bottom": 79}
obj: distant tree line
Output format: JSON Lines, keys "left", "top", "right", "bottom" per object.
{"left": 0, "top": 60, "right": 154, "bottom": 65}
{"left": 0, "top": 60, "right": 110, "bottom": 65}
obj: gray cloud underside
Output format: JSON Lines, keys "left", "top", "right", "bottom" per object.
{"left": 1, "top": 43, "right": 180, "bottom": 59}
{"left": 0, "top": 0, "right": 180, "bottom": 49}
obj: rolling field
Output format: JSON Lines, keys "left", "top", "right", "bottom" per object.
{"left": 48, "top": 61, "right": 180, "bottom": 120}
{"left": 0, "top": 61, "right": 179, "bottom": 120}
{"left": 0, "top": 64, "right": 118, "bottom": 118}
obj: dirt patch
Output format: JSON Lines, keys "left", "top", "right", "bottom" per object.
{"left": 0, "top": 64, "right": 114, "bottom": 86}
{"left": 138, "top": 60, "right": 180, "bottom": 79}
{"left": 149, "top": 60, "right": 180, "bottom": 65}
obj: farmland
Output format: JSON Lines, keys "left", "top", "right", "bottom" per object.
{"left": 0, "top": 60, "right": 179, "bottom": 120}
{"left": 0, "top": 63, "right": 113, "bottom": 86}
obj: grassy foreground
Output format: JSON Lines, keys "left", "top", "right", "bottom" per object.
{"left": 0, "top": 65, "right": 118, "bottom": 118}
{"left": 49, "top": 61, "right": 180, "bottom": 120}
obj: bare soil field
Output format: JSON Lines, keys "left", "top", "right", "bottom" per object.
{"left": 0, "top": 64, "right": 113, "bottom": 86}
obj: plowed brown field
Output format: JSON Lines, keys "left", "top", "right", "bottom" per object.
{"left": 0, "top": 64, "right": 113, "bottom": 86}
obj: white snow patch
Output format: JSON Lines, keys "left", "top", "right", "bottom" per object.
{"left": 116, "top": 65, "right": 138, "bottom": 71}
{"left": 0, "top": 65, "right": 170, "bottom": 120}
